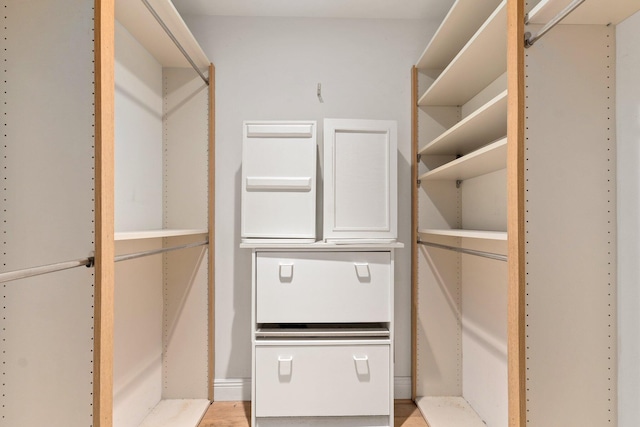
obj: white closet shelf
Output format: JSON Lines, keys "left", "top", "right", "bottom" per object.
{"left": 527, "top": 0, "right": 640, "bottom": 26}
{"left": 116, "top": 0, "right": 210, "bottom": 68}
{"left": 139, "top": 399, "right": 210, "bottom": 427}
{"left": 418, "top": 0, "right": 507, "bottom": 106}
{"left": 419, "top": 138, "right": 507, "bottom": 182}
{"left": 416, "top": 0, "right": 503, "bottom": 70}
{"left": 419, "top": 229, "right": 507, "bottom": 241}
{"left": 419, "top": 90, "right": 507, "bottom": 156}
{"left": 115, "top": 228, "right": 208, "bottom": 241}
{"left": 416, "top": 396, "right": 486, "bottom": 427}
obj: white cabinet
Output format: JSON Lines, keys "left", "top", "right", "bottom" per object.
{"left": 244, "top": 244, "right": 400, "bottom": 427}
{"left": 323, "top": 119, "right": 397, "bottom": 243}
{"left": 242, "top": 121, "right": 317, "bottom": 242}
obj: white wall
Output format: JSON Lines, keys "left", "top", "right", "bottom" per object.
{"left": 617, "top": 10, "right": 640, "bottom": 427}
{"left": 183, "top": 14, "right": 439, "bottom": 394}
{"left": 115, "top": 20, "right": 163, "bottom": 232}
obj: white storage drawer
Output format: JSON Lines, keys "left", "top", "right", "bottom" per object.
{"left": 255, "top": 343, "right": 390, "bottom": 417}
{"left": 256, "top": 251, "right": 391, "bottom": 323}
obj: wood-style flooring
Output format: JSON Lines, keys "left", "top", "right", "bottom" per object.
{"left": 198, "top": 400, "right": 428, "bottom": 427}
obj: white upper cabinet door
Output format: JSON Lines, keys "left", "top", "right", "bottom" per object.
{"left": 242, "top": 121, "right": 317, "bottom": 242}
{"left": 323, "top": 119, "right": 397, "bottom": 242}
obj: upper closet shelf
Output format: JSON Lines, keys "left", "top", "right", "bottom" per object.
{"left": 419, "top": 90, "right": 507, "bottom": 156}
{"left": 416, "top": 0, "right": 503, "bottom": 70}
{"left": 527, "top": 0, "right": 640, "bottom": 25}
{"left": 419, "top": 137, "right": 507, "bottom": 182}
{"left": 115, "top": 0, "right": 210, "bottom": 68}
{"left": 418, "top": 0, "right": 507, "bottom": 106}
{"left": 115, "top": 229, "right": 208, "bottom": 241}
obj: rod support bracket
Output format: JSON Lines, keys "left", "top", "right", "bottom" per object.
{"left": 456, "top": 180, "right": 462, "bottom": 189}
{"left": 524, "top": 32, "right": 534, "bottom": 48}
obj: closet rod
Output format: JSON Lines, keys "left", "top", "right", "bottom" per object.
{"left": 114, "top": 239, "right": 208, "bottom": 263}
{"left": 0, "top": 240, "right": 208, "bottom": 284}
{"left": 524, "top": 0, "right": 586, "bottom": 47}
{"left": 0, "top": 258, "right": 93, "bottom": 284}
{"left": 418, "top": 240, "right": 507, "bottom": 262}
{"left": 141, "top": 0, "right": 209, "bottom": 85}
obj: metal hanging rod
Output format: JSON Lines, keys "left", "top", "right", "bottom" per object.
{"left": 114, "top": 239, "right": 208, "bottom": 263}
{"left": 0, "top": 240, "right": 208, "bottom": 284}
{"left": 524, "top": 0, "right": 587, "bottom": 48}
{"left": 0, "top": 258, "right": 94, "bottom": 284}
{"left": 141, "top": 0, "right": 209, "bottom": 85}
{"left": 418, "top": 240, "right": 507, "bottom": 262}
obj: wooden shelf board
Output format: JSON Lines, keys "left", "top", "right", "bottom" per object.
{"left": 419, "top": 229, "right": 507, "bottom": 241}
{"left": 419, "top": 138, "right": 507, "bottom": 182}
{"left": 419, "top": 90, "right": 508, "bottom": 156}
{"left": 527, "top": 0, "right": 640, "bottom": 25}
{"left": 418, "top": 1, "right": 507, "bottom": 106}
{"left": 115, "top": 228, "right": 208, "bottom": 241}
{"left": 416, "top": 396, "right": 487, "bottom": 427}
{"left": 139, "top": 399, "right": 210, "bottom": 427}
{"left": 416, "top": 0, "right": 503, "bottom": 70}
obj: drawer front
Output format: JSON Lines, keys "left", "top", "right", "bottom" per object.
{"left": 255, "top": 344, "right": 390, "bottom": 417}
{"left": 256, "top": 252, "right": 391, "bottom": 323}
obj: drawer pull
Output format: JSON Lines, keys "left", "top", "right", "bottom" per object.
{"left": 279, "top": 263, "right": 294, "bottom": 282}
{"left": 354, "top": 263, "right": 371, "bottom": 281}
{"left": 278, "top": 355, "right": 293, "bottom": 378}
{"left": 353, "top": 355, "right": 370, "bottom": 380}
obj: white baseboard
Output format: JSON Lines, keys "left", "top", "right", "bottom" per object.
{"left": 394, "top": 376, "right": 412, "bottom": 399}
{"left": 213, "top": 377, "right": 412, "bottom": 402}
{"left": 213, "top": 378, "right": 252, "bottom": 401}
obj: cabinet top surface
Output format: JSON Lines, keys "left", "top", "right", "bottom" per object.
{"left": 240, "top": 241, "right": 404, "bottom": 250}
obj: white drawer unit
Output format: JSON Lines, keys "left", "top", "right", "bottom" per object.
{"left": 254, "top": 342, "right": 391, "bottom": 418}
{"left": 245, "top": 244, "right": 400, "bottom": 427}
{"left": 256, "top": 251, "right": 391, "bottom": 323}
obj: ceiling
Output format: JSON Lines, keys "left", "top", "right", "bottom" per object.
{"left": 170, "top": 0, "right": 456, "bottom": 21}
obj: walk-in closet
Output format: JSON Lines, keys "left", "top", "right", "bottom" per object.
{"left": 2, "top": 0, "right": 639, "bottom": 426}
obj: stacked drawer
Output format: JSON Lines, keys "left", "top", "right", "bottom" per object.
{"left": 252, "top": 249, "right": 394, "bottom": 426}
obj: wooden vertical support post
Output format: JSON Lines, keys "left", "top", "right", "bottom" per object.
{"left": 410, "top": 66, "right": 419, "bottom": 402}
{"left": 94, "top": 0, "right": 115, "bottom": 425}
{"left": 507, "top": 0, "right": 526, "bottom": 426}
{"left": 208, "top": 63, "right": 216, "bottom": 402}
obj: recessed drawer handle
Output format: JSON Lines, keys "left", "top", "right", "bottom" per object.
{"left": 279, "top": 263, "right": 294, "bottom": 281}
{"left": 354, "top": 263, "right": 370, "bottom": 280}
{"left": 278, "top": 355, "right": 293, "bottom": 377}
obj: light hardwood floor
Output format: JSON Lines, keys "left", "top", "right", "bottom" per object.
{"left": 198, "top": 400, "right": 429, "bottom": 427}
